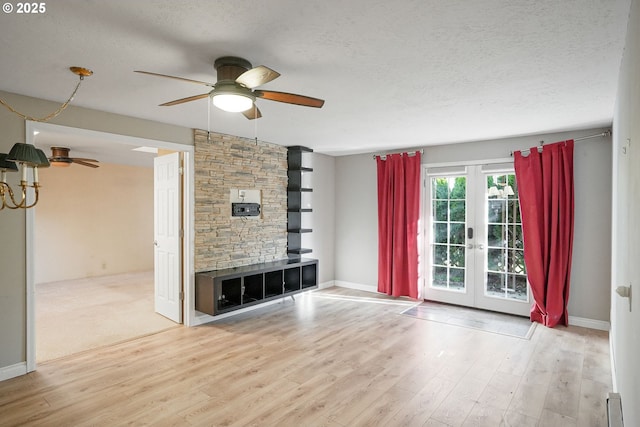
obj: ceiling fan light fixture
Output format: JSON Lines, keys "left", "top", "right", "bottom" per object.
{"left": 50, "top": 160, "right": 72, "bottom": 168}
{"left": 212, "top": 93, "right": 254, "bottom": 113}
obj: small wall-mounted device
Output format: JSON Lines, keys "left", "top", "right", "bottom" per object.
{"left": 232, "top": 203, "right": 261, "bottom": 217}
{"left": 615, "top": 284, "right": 632, "bottom": 312}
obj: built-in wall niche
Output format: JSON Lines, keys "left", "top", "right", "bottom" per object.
{"left": 230, "top": 189, "right": 262, "bottom": 218}
{"left": 301, "top": 169, "right": 313, "bottom": 189}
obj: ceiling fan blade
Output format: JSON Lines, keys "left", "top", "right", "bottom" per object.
{"left": 134, "top": 70, "right": 215, "bottom": 87}
{"left": 242, "top": 105, "right": 262, "bottom": 120}
{"left": 72, "top": 159, "right": 100, "bottom": 168}
{"left": 70, "top": 157, "right": 99, "bottom": 162}
{"left": 159, "top": 93, "right": 211, "bottom": 106}
{"left": 235, "top": 66, "right": 280, "bottom": 89}
{"left": 255, "top": 90, "right": 325, "bottom": 108}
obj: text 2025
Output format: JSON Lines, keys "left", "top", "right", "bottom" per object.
{"left": 16, "top": 2, "right": 46, "bottom": 13}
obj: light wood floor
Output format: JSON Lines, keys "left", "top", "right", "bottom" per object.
{"left": 1, "top": 287, "right": 611, "bottom": 426}
{"left": 36, "top": 271, "right": 178, "bottom": 362}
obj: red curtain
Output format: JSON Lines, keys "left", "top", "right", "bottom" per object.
{"left": 514, "top": 140, "right": 574, "bottom": 327}
{"left": 376, "top": 152, "right": 421, "bottom": 298}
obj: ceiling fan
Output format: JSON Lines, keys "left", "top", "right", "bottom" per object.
{"left": 49, "top": 147, "right": 99, "bottom": 168}
{"left": 135, "top": 56, "right": 325, "bottom": 120}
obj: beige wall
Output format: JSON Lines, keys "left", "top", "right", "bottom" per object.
{"left": 611, "top": 0, "right": 640, "bottom": 423}
{"left": 34, "top": 162, "right": 154, "bottom": 283}
{"left": 0, "top": 90, "right": 192, "bottom": 370}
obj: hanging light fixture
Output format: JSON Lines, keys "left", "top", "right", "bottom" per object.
{"left": 0, "top": 143, "right": 50, "bottom": 210}
{"left": 0, "top": 66, "right": 91, "bottom": 210}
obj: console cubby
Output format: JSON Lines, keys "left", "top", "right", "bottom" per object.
{"left": 284, "top": 266, "right": 301, "bottom": 292}
{"left": 265, "top": 270, "right": 284, "bottom": 298}
{"left": 243, "top": 273, "right": 264, "bottom": 304}
{"left": 302, "top": 264, "right": 317, "bottom": 289}
{"left": 217, "top": 278, "right": 242, "bottom": 311}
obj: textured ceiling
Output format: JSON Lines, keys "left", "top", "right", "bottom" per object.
{"left": 0, "top": 0, "right": 632, "bottom": 156}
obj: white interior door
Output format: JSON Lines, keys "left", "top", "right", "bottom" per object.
{"left": 154, "top": 152, "right": 183, "bottom": 323}
{"left": 423, "top": 164, "right": 530, "bottom": 316}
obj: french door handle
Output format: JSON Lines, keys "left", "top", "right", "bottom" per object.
{"left": 467, "top": 243, "right": 474, "bottom": 249}
{"left": 477, "top": 243, "right": 485, "bottom": 250}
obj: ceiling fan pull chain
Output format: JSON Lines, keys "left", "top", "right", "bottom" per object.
{"left": 254, "top": 104, "right": 258, "bottom": 145}
{"left": 207, "top": 95, "right": 212, "bottom": 143}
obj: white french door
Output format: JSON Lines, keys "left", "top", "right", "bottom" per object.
{"left": 423, "top": 164, "right": 530, "bottom": 316}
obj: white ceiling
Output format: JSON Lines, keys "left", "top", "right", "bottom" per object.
{"left": 0, "top": 0, "right": 632, "bottom": 159}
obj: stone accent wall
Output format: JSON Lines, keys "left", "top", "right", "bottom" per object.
{"left": 194, "top": 129, "right": 288, "bottom": 271}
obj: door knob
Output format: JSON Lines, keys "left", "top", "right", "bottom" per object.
{"left": 153, "top": 240, "right": 158, "bottom": 247}
{"left": 477, "top": 243, "right": 485, "bottom": 250}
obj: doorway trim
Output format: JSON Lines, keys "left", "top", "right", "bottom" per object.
{"left": 25, "top": 121, "right": 196, "bottom": 372}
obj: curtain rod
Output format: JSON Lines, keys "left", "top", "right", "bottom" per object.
{"left": 372, "top": 149, "right": 423, "bottom": 160}
{"left": 510, "top": 130, "right": 611, "bottom": 157}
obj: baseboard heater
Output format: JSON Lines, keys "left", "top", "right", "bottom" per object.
{"left": 607, "top": 393, "right": 624, "bottom": 427}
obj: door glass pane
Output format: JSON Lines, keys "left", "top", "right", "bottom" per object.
{"left": 485, "top": 173, "right": 528, "bottom": 301}
{"left": 450, "top": 223, "right": 465, "bottom": 245}
{"left": 434, "top": 244, "right": 447, "bottom": 265}
{"left": 434, "top": 200, "right": 448, "bottom": 221}
{"left": 430, "top": 176, "right": 466, "bottom": 292}
{"left": 433, "top": 266, "right": 448, "bottom": 288}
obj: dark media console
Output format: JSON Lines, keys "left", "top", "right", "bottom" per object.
{"left": 195, "top": 258, "right": 318, "bottom": 316}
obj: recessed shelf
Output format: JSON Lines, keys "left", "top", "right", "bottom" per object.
{"left": 287, "top": 248, "right": 313, "bottom": 255}
{"left": 287, "top": 187, "right": 313, "bottom": 192}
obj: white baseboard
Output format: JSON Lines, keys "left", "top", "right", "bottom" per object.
{"left": 334, "top": 280, "right": 378, "bottom": 293}
{"left": 0, "top": 362, "right": 27, "bottom": 382}
{"left": 318, "top": 280, "right": 335, "bottom": 289}
{"left": 568, "top": 315, "right": 610, "bottom": 331}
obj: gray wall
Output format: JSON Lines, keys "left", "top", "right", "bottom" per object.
{"left": 309, "top": 153, "right": 336, "bottom": 285}
{"left": 611, "top": 0, "right": 640, "bottom": 423}
{"left": 335, "top": 154, "right": 378, "bottom": 287}
{"left": 334, "top": 128, "right": 612, "bottom": 322}
{"left": 0, "top": 90, "right": 192, "bottom": 370}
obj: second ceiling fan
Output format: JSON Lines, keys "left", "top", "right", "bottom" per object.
{"left": 135, "top": 56, "right": 325, "bottom": 120}
{"left": 49, "top": 147, "right": 99, "bottom": 168}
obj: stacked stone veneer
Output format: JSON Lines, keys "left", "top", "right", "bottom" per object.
{"left": 194, "top": 129, "right": 288, "bottom": 271}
